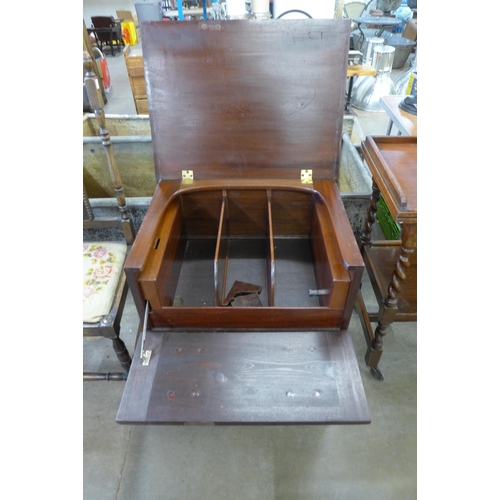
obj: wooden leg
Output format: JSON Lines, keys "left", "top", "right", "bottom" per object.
{"left": 84, "top": 372, "right": 127, "bottom": 381}
{"left": 360, "top": 180, "right": 380, "bottom": 247}
{"left": 365, "top": 241, "right": 414, "bottom": 376}
{"left": 355, "top": 289, "right": 384, "bottom": 381}
{"left": 83, "top": 331, "right": 132, "bottom": 381}
{"left": 112, "top": 337, "right": 132, "bottom": 372}
{"left": 83, "top": 336, "right": 131, "bottom": 381}
{"left": 345, "top": 76, "right": 354, "bottom": 112}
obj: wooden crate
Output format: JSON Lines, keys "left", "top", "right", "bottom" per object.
{"left": 124, "top": 44, "right": 148, "bottom": 114}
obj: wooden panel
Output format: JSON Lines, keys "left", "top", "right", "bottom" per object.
{"left": 271, "top": 190, "right": 311, "bottom": 236}
{"left": 127, "top": 58, "right": 144, "bottom": 69}
{"left": 132, "top": 85, "right": 147, "bottom": 99}
{"left": 226, "top": 190, "right": 269, "bottom": 236}
{"left": 128, "top": 66, "right": 145, "bottom": 77}
{"left": 362, "top": 136, "right": 417, "bottom": 222}
{"left": 149, "top": 306, "right": 346, "bottom": 329}
{"left": 117, "top": 329, "right": 370, "bottom": 424}
{"left": 136, "top": 99, "right": 149, "bottom": 114}
{"left": 311, "top": 199, "right": 351, "bottom": 310}
{"left": 131, "top": 75, "right": 146, "bottom": 87}
{"left": 141, "top": 20, "right": 351, "bottom": 181}
{"left": 180, "top": 190, "right": 224, "bottom": 237}
{"left": 139, "top": 198, "right": 185, "bottom": 310}
{"left": 363, "top": 244, "right": 417, "bottom": 316}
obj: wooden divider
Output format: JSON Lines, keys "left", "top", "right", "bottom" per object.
{"left": 214, "top": 191, "right": 228, "bottom": 306}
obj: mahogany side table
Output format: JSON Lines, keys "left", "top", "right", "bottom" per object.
{"left": 356, "top": 136, "right": 417, "bottom": 380}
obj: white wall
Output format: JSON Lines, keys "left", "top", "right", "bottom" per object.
{"left": 83, "top": 0, "right": 141, "bottom": 28}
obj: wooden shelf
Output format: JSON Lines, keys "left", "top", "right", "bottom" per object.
{"left": 363, "top": 243, "right": 417, "bottom": 320}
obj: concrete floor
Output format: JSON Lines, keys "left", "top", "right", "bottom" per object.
{"left": 84, "top": 41, "right": 417, "bottom": 500}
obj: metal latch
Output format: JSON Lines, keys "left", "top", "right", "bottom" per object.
{"left": 309, "top": 288, "right": 332, "bottom": 296}
{"left": 301, "top": 169, "right": 313, "bottom": 184}
{"left": 140, "top": 301, "right": 152, "bottom": 366}
{"left": 182, "top": 170, "right": 194, "bottom": 183}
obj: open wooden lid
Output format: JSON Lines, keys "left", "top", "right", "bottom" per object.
{"left": 141, "top": 19, "right": 351, "bottom": 181}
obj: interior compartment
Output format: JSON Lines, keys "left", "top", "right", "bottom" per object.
{"left": 139, "top": 187, "right": 352, "bottom": 329}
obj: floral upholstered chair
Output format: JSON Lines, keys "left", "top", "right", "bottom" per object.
{"left": 83, "top": 235, "right": 132, "bottom": 380}
{"left": 83, "top": 52, "right": 135, "bottom": 380}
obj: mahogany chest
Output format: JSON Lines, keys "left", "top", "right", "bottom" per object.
{"left": 117, "top": 19, "right": 370, "bottom": 425}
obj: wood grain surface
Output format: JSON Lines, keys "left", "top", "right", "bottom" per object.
{"left": 117, "top": 329, "right": 370, "bottom": 424}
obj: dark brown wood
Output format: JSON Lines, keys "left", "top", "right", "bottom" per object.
{"left": 84, "top": 372, "right": 127, "bottom": 381}
{"left": 131, "top": 181, "right": 360, "bottom": 330}
{"left": 120, "top": 20, "right": 369, "bottom": 421}
{"left": 361, "top": 136, "right": 417, "bottom": 223}
{"left": 364, "top": 244, "right": 417, "bottom": 319}
{"left": 360, "top": 180, "right": 381, "bottom": 246}
{"left": 90, "top": 16, "right": 124, "bottom": 56}
{"left": 117, "top": 329, "right": 370, "bottom": 424}
{"left": 356, "top": 136, "right": 417, "bottom": 379}
{"left": 222, "top": 281, "right": 263, "bottom": 306}
{"left": 141, "top": 20, "right": 351, "bottom": 182}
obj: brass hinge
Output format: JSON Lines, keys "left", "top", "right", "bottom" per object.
{"left": 301, "top": 169, "right": 313, "bottom": 184}
{"left": 182, "top": 170, "right": 194, "bottom": 183}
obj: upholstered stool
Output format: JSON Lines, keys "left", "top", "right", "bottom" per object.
{"left": 83, "top": 242, "right": 127, "bottom": 323}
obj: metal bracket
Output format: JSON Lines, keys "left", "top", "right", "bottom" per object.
{"left": 182, "top": 170, "right": 194, "bottom": 183}
{"left": 140, "top": 301, "right": 152, "bottom": 366}
{"left": 301, "top": 169, "right": 313, "bottom": 184}
{"left": 309, "top": 288, "right": 332, "bottom": 296}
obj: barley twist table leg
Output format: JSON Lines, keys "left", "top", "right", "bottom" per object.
{"left": 366, "top": 227, "right": 415, "bottom": 380}
{"left": 373, "top": 245, "right": 413, "bottom": 347}
{"left": 360, "top": 181, "right": 380, "bottom": 247}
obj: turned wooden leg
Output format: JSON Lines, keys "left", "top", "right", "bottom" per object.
{"left": 360, "top": 181, "right": 381, "bottom": 247}
{"left": 112, "top": 337, "right": 132, "bottom": 372}
{"left": 83, "top": 335, "right": 131, "bottom": 381}
{"left": 365, "top": 232, "right": 415, "bottom": 379}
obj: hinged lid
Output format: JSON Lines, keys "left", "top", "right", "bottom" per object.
{"left": 141, "top": 19, "right": 351, "bottom": 182}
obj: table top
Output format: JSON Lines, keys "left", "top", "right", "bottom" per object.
{"left": 346, "top": 64, "right": 377, "bottom": 77}
{"left": 380, "top": 95, "right": 417, "bottom": 137}
{"left": 353, "top": 16, "right": 402, "bottom": 26}
{"left": 361, "top": 136, "right": 417, "bottom": 223}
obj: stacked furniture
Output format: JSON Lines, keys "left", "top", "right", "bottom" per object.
{"left": 124, "top": 44, "right": 148, "bottom": 114}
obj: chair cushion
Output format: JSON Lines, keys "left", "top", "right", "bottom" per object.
{"left": 83, "top": 242, "right": 127, "bottom": 323}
